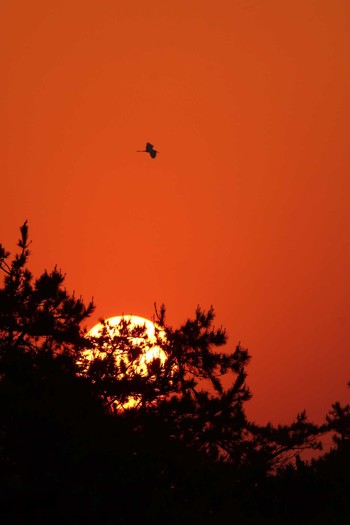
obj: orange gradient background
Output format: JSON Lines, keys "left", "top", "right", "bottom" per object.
{"left": 1, "top": 0, "right": 349, "bottom": 425}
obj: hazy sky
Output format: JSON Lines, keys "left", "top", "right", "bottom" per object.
{"left": 1, "top": 0, "right": 349, "bottom": 424}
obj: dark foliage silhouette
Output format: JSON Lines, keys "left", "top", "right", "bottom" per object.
{"left": 0, "top": 223, "right": 348, "bottom": 524}
{"left": 82, "top": 305, "right": 321, "bottom": 476}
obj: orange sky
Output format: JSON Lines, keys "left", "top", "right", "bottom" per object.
{"left": 1, "top": 0, "right": 349, "bottom": 425}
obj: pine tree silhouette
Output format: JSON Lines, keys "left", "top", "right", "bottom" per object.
{"left": 2, "top": 223, "right": 345, "bottom": 524}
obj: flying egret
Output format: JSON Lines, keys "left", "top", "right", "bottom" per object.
{"left": 137, "top": 142, "right": 158, "bottom": 159}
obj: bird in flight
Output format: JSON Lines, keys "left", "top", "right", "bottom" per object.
{"left": 137, "top": 142, "right": 158, "bottom": 159}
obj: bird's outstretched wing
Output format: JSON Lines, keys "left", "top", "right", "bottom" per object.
{"left": 146, "top": 142, "right": 153, "bottom": 152}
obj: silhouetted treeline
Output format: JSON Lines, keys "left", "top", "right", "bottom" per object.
{"left": 0, "top": 223, "right": 349, "bottom": 524}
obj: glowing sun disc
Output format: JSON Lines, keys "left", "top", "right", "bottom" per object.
{"left": 84, "top": 315, "right": 167, "bottom": 409}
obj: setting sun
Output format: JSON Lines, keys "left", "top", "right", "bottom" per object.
{"left": 83, "top": 315, "right": 167, "bottom": 409}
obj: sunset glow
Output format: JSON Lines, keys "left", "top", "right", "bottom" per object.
{"left": 1, "top": 0, "right": 349, "bottom": 424}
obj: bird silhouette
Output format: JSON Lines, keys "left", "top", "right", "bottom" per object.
{"left": 137, "top": 142, "right": 158, "bottom": 159}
